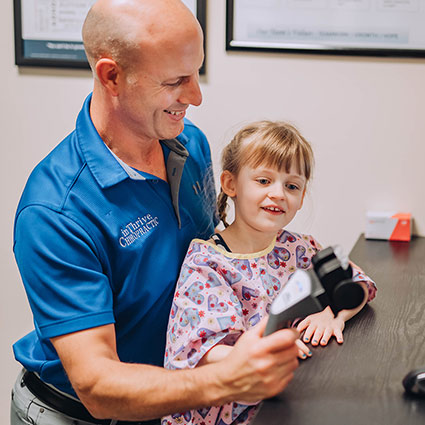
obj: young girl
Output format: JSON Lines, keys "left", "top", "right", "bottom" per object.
{"left": 162, "top": 121, "right": 376, "bottom": 425}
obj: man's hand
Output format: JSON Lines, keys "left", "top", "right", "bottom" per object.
{"left": 214, "top": 318, "right": 299, "bottom": 403}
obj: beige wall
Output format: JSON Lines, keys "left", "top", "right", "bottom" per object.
{"left": 1, "top": 1, "right": 424, "bottom": 422}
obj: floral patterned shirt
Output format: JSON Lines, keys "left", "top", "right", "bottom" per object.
{"left": 162, "top": 230, "right": 377, "bottom": 425}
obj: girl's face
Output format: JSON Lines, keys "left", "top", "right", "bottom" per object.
{"left": 222, "top": 163, "right": 307, "bottom": 237}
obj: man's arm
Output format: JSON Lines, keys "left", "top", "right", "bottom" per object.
{"left": 51, "top": 319, "right": 299, "bottom": 421}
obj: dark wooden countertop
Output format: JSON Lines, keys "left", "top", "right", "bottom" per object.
{"left": 252, "top": 235, "right": 425, "bottom": 425}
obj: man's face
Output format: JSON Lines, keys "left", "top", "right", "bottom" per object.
{"left": 117, "top": 29, "right": 204, "bottom": 143}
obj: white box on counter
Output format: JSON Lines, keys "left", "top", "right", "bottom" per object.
{"left": 365, "top": 211, "right": 411, "bottom": 242}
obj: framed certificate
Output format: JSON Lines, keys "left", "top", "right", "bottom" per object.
{"left": 226, "top": 0, "right": 425, "bottom": 58}
{"left": 14, "top": 0, "right": 207, "bottom": 70}
{"left": 14, "top": 0, "right": 95, "bottom": 68}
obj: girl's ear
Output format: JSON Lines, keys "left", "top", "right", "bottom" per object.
{"left": 220, "top": 170, "right": 237, "bottom": 198}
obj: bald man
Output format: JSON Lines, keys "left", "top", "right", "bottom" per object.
{"left": 11, "top": 1, "right": 299, "bottom": 424}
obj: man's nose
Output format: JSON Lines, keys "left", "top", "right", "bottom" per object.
{"left": 179, "top": 74, "right": 202, "bottom": 106}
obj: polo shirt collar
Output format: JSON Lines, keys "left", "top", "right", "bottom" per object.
{"left": 76, "top": 93, "right": 129, "bottom": 189}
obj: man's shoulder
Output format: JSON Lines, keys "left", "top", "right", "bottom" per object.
{"left": 17, "top": 131, "right": 84, "bottom": 213}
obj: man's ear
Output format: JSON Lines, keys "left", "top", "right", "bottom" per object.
{"left": 220, "top": 170, "right": 237, "bottom": 198}
{"left": 95, "top": 58, "right": 121, "bottom": 96}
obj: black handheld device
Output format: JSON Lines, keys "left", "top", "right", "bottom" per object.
{"left": 264, "top": 246, "right": 365, "bottom": 336}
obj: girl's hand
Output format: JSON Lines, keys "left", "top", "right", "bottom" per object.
{"left": 295, "top": 338, "right": 312, "bottom": 360}
{"left": 296, "top": 306, "right": 345, "bottom": 346}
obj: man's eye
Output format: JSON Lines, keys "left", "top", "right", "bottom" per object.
{"left": 166, "top": 79, "right": 183, "bottom": 87}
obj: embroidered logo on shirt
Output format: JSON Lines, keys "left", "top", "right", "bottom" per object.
{"left": 119, "top": 214, "right": 159, "bottom": 247}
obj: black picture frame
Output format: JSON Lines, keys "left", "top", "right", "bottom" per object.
{"left": 226, "top": 0, "right": 425, "bottom": 59}
{"left": 14, "top": 0, "right": 207, "bottom": 71}
{"left": 181, "top": 0, "right": 207, "bottom": 74}
{"left": 195, "top": 0, "right": 207, "bottom": 75}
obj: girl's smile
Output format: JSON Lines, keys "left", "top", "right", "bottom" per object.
{"left": 261, "top": 205, "right": 286, "bottom": 214}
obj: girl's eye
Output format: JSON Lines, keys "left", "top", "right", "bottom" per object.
{"left": 257, "top": 178, "right": 270, "bottom": 185}
{"left": 287, "top": 184, "right": 299, "bottom": 191}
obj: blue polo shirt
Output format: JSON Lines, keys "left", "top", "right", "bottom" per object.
{"left": 13, "top": 93, "right": 217, "bottom": 396}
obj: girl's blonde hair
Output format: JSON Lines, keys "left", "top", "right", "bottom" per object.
{"left": 218, "top": 121, "right": 314, "bottom": 227}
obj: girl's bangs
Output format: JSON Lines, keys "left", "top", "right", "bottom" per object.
{"left": 242, "top": 136, "right": 311, "bottom": 179}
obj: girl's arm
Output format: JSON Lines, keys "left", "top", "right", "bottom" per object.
{"left": 198, "top": 344, "right": 233, "bottom": 365}
{"left": 296, "top": 258, "right": 376, "bottom": 347}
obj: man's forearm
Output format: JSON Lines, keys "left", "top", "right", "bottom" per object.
{"left": 76, "top": 359, "right": 232, "bottom": 421}
{"left": 53, "top": 321, "right": 299, "bottom": 421}
{"left": 52, "top": 325, "right": 234, "bottom": 421}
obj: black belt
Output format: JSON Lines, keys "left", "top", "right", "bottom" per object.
{"left": 22, "top": 371, "right": 161, "bottom": 425}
